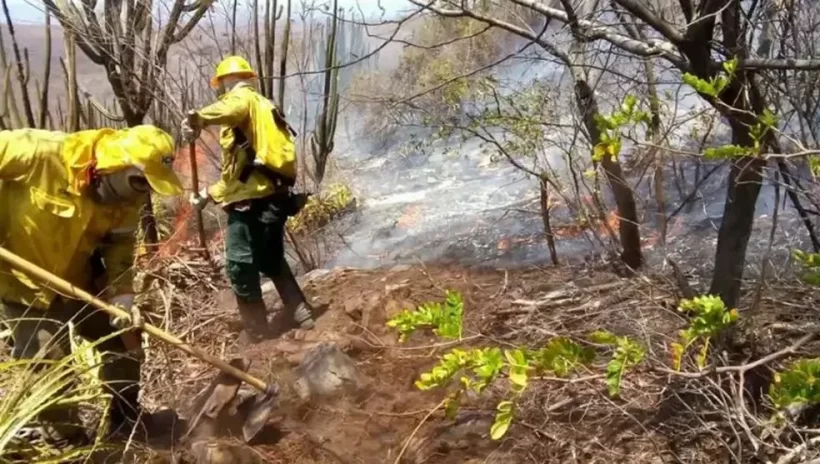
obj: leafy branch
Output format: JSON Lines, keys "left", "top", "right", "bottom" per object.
{"left": 592, "top": 94, "right": 651, "bottom": 162}
{"left": 414, "top": 339, "right": 594, "bottom": 440}
{"left": 588, "top": 330, "right": 646, "bottom": 397}
{"left": 681, "top": 58, "right": 737, "bottom": 99}
{"left": 387, "top": 291, "right": 464, "bottom": 342}
{"left": 770, "top": 359, "right": 820, "bottom": 410}
{"left": 792, "top": 250, "right": 820, "bottom": 286}
{"left": 670, "top": 295, "right": 738, "bottom": 371}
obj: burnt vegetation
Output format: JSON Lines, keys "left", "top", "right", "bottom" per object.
{"left": 5, "top": 0, "right": 820, "bottom": 463}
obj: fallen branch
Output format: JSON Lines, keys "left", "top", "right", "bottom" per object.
{"left": 656, "top": 333, "right": 817, "bottom": 378}
{"left": 775, "top": 433, "right": 820, "bottom": 464}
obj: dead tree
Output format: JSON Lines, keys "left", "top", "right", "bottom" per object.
{"left": 44, "top": 0, "right": 215, "bottom": 245}
{"left": 43, "top": 0, "right": 214, "bottom": 127}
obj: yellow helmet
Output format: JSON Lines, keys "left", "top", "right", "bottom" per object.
{"left": 94, "top": 125, "right": 184, "bottom": 197}
{"left": 211, "top": 56, "right": 257, "bottom": 88}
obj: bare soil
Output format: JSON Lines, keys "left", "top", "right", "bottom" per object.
{"left": 132, "top": 257, "right": 820, "bottom": 464}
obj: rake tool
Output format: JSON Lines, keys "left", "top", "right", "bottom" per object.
{"left": 0, "top": 246, "right": 278, "bottom": 441}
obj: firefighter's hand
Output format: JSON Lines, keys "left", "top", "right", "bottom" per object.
{"left": 109, "top": 294, "right": 142, "bottom": 329}
{"left": 189, "top": 187, "right": 210, "bottom": 211}
{"left": 181, "top": 116, "right": 201, "bottom": 144}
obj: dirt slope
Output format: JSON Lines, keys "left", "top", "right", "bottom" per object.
{"left": 136, "top": 258, "right": 750, "bottom": 464}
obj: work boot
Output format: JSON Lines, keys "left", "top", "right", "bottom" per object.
{"left": 236, "top": 298, "right": 271, "bottom": 343}
{"left": 270, "top": 270, "right": 315, "bottom": 331}
{"left": 291, "top": 302, "right": 315, "bottom": 330}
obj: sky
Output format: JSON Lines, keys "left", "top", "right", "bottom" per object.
{"left": 5, "top": 0, "right": 411, "bottom": 24}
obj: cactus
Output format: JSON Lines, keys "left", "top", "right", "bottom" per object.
{"left": 310, "top": 0, "right": 341, "bottom": 184}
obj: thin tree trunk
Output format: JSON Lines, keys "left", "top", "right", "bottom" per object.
{"left": 65, "top": 32, "right": 79, "bottom": 132}
{"left": 38, "top": 11, "right": 51, "bottom": 129}
{"left": 230, "top": 0, "right": 238, "bottom": 54}
{"left": 540, "top": 176, "right": 559, "bottom": 265}
{"left": 253, "top": 0, "right": 264, "bottom": 96}
{"left": 1, "top": 0, "right": 34, "bottom": 127}
{"left": 574, "top": 80, "right": 642, "bottom": 269}
{"left": 277, "top": 0, "right": 291, "bottom": 109}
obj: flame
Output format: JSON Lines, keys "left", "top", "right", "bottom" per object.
{"left": 397, "top": 205, "right": 422, "bottom": 228}
{"left": 599, "top": 210, "right": 619, "bottom": 235}
{"left": 156, "top": 133, "right": 220, "bottom": 257}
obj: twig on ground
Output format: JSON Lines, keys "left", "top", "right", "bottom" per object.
{"left": 394, "top": 398, "right": 446, "bottom": 464}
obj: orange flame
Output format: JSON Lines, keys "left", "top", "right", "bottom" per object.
{"left": 157, "top": 131, "right": 220, "bottom": 257}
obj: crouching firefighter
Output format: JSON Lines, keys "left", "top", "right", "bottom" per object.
{"left": 0, "top": 126, "right": 184, "bottom": 444}
{"left": 182, "top": 55, "right": 315, "bottom": 343}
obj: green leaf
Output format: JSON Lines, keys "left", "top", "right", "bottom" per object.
{"left": 490, "top": 401, "right": 514, "bottom": 440}
{"left": 444, "top": 392, "right": 461, "bottom": 420}
{"left": 588, "top": 330, "right": 619, "bottom": 345}
{"left": 387, "top": 291, "right": 464, "bottom": 342}
{"left": 696, "top": 338, "right": 710, "bottom": 369}
{"left": 770, "top": 359, "right": 820, "bottom": 409}
{"left": 670, "top": 342, "right": 684, "bottom": 371}
{"left": 622, "top": 94, "right": 638, "bottom": 113}
{"left": 722, "top": 58, "right": 738, "bottom": 75}
{"left": 605, "top": 356, "right": 625, "bottom": 397}
{"left": 682, "top": 73, "right": 718, "bottom": 98}
{"left": 531, "top": 337, "right": 595, "bottom": 377}
{"left": 704, "top": 145, "right": 748, "bottom": 159}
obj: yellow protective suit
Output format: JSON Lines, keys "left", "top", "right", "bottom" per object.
{"left": 0, "top": 127, "right": 180, "bottom": 310}
{"left": 194, "top": 82, "right": 297, "bottom": 206}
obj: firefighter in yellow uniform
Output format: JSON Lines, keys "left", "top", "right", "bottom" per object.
{"left": 182, "top": 56, "right": 315, "bottom": 343}
{"left": 0, "top": 126, "right": 184, "bottom": 444}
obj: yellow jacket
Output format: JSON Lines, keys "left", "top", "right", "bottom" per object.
{"left": 0, "top": 129, "right": 142, "bottom": 310}
{"left": 195, "top": 82, "right": 297, "bottom": 205}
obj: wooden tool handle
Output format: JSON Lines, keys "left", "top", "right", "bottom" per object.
{"left": 0, "top": 246, "right": 268, "bottom": 393}
{"left": 186, "top": 111, "right": 208, "bottom": 253}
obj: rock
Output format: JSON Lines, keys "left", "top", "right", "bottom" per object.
{"left": 302, "top": 268, "right": 331, "bottom": 283}
{"left": 384, "top": 299, "right": 413, "bottom": 320}
{"left": 293, "top": 343, "right": 365, "bottom": 400}
{"left": 344, "top": 296, "right": 364, "bottom": 320}
{"left": 260, "top": 280, "right": 276, "bottom": 295}
{"left": 385, "top": 281, "right": 410, "bottom": 294}
{"left": 190, "top": 440, "right": 262, "bottom": 464}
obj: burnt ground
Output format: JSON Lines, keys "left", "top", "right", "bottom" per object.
{"left": 125, "top": 254, "right": 820, "bottom": 464}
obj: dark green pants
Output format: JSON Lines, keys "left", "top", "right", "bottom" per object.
{"left": 225, "top": 194, "right": 307, "bottom": 309}
{"left": 0, "top": 298, "right": 141, "bottom": 439}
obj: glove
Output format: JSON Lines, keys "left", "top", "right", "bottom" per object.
{"left": 181, "top": 116, "right": 201, "bottom": 144}
{"left": 109, "top": 294, "right": 141, "bottom": 329}
{"left": 189, "top": 186, "right": 210, "bottom": 211}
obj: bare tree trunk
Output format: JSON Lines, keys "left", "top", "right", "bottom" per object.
{"left": 540, "top": 176, "right": 559, "bottom": 265}
{"left": 38, "top": 11, "right": 51, "bottom": 129}
{"left": 645, "top": 60, "right": 666, "bottom": 246}
{"left": 709, "top": 155, "right": 764, "bottom": 307}
{"left": 253, "top": 0, "right": 265, "bottom": 96}
{"left": 574, "top": 78, "right": 642, "bottom": 269}
{"left": 1, "top": 0, "right": 34, "bottom": 128}
{"left": 277, "top": 0, "right": 291, "bottom": 109}
{"left": 264, "top": 0, "right": 279, "bottom": 100}
{"left": 64, "top": 32, "right": 79, "bottom": 132}
{"left": 230, "top": 0, "right": 238, "bottom": 54}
